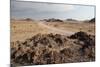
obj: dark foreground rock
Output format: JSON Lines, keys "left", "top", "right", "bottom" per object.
{"left": 11, "top": 31, "right": 95, "bottom": 66}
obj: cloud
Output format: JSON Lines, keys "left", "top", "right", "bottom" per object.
{"left": 11, "top": 1, "right": 74, "bottom": 13}
{"left": 11, "top": 0, "right": 95, "bottom": 20}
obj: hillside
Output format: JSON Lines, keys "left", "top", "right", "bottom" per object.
{"left": 11, "top": 31, "right": 95, "bottom": 66}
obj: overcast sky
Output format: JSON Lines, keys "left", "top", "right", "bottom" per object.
{"left": 11, "top": 0, "right": 95, "bottom": 20}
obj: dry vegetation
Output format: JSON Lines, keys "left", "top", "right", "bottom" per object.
{"left": 11, "top": 20, "right": 51, "bottom": 42}
{"left": 11, "top": 19, "right": 95, "bottom": 66}
{"left": 44, "top": 22, "right": 95, "bottom": 35}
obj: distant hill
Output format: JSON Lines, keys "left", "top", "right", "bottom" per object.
{"left": 66, "top": 18, "right": 77, "bottom": 21}
{"left": 24, "top": 18, "right": 33, "bottom": 21}
{"left": 89, "top": 18, "right": 95, "bottom": 23}
{"left": 43, "top": 18, "right": 63, "bottom": 22}
{"left": 84, "top": 18, "right": 95, "bottom": 23}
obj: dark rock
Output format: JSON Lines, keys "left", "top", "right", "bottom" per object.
{"left": 11, "top": 32, "right": 95, "bottom": 66}
{"left": 89, "top": 18, "right": 95, "bottom": 23}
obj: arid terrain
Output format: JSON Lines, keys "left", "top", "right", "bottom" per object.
{"left": 11, "top": 19, "right": 95, "bottom": 66}
{"left": 11, "top": 19, "right": 95, "bottom": 42}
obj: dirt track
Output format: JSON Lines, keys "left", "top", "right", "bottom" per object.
{"left": 11, "top": 20, "right": 95, "bottom": 42}
{"left": 38, "top": 21, "right": 75, "bottom": 36}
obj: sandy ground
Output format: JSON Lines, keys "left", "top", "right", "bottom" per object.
{"left": 11, "top": 20, "right": 95, "bottom": 66}
{"left": 11, "top": 20, "right": 95, "bottom": 42}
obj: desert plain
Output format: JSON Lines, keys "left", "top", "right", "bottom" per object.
{"left": 11, "top": 18, "right": 95, "bottom": 66}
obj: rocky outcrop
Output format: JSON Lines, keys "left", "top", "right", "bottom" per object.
{"left": 89, "top": 18, "right": 95, "bottom": 23}
{"left": 43, "top": 18, "right": 63, "bottom": 22}
{"left": 11, "top": 31, "right": 95, "bottom": 66}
